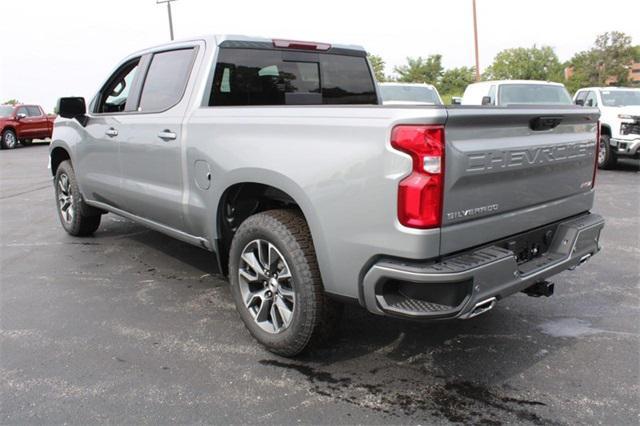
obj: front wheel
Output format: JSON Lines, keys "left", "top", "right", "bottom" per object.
{"left": 228, "top": 209, "right": 342, "bottom": 357}
{"left": 598, "top": 134, "right": 617, "bottom": 169}
{"left": 1, "top": 129, "right": 18, "bottom": 149}
{"left": 54, "top": 160, "right": 102, "bottom": 236}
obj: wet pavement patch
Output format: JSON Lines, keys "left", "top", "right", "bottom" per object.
{"left": 259, "top": 359, "right": 556, "bottom": 424}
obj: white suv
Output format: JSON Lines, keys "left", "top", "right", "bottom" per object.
{"left": 573, "top": 87, "right": 640, "bottom": 169}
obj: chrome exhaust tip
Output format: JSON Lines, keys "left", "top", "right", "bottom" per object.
{"left": 467, "top": 297, "right": 497, "bottom": 318}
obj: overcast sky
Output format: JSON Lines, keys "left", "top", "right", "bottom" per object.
{"left": 1, "top": 0, "right": 638, "bottom": 111}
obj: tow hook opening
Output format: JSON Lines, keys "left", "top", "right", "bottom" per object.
{"left": 468, "top": 297, "right": 497, "bottom": 318}
{"left": 522, "top": 280, "right": 555, "bottom": 298}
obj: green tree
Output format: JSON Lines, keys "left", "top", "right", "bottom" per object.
{"left": 484, "top": 46, "right": 563, "bottom": 81}
{"left": 439, "top": 66, "right": 476, "bottom": 96}
{"left": 394, "top": 55, "right": 443, "bottom": 84}
{"left": 368, "top": 54, "right": 386, "bottom": 82}
{"left": 566, "top": 31, "right": 637, "bottom": 91}
{"left": 3, "top": 99, "right": 20, "bottom": 105}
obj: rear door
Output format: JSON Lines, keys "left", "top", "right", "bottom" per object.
{"left": 25, "top": 106, "right": 48, "bottom": 138}
{"left": 117, "top": 46, "right": 199, "bottom": 231}
{"left": 440, "top": 107, "right": 599, "bottom": 254}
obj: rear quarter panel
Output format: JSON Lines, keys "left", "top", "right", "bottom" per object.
{"left": 184, "top": 106, "right": 448, "bottom": 299}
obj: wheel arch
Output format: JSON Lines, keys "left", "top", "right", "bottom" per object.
{"left": 50, "top": 146, "right": 72, "bottom": 176}
{"left": 600, "top": 123, "right": 612, "bottom": 137}
{"left": 213, "top": 172, "right": 325, "bottom": 279}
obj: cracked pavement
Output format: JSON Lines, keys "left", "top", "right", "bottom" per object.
{"left": 1, "top": 144, "right": 639, "bottom": 424}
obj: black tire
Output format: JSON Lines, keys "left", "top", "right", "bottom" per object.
{"left": 1, "top": 129, "right": 18, "bottom": 149}
{"left": 54, "top": 160, "right": 102, "bottom": 236}
{"left": 598, "top": 134, "right": 617, "bottom": 170}
{"left": 21, "top": 139, "right": 33, "bottom": 146}
{"left": 229, "top": 209, "right": 342, "bottom": 357}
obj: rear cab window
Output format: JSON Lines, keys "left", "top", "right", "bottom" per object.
{"left": 208, "top": 45, "right": 377, "bottom": 106}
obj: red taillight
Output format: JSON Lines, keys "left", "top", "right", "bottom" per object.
{"left": 272, "top": 39, "right": 331, "bottom": 51}
{"left": 592, "top": 121, "right": 600, "bottom": 188}
{"left": 391, "top": 125, "right": 445, "bottom": 229}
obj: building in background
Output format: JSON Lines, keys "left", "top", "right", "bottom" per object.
{"left": 564, "top": 61, "right": 640, "bottom": 86}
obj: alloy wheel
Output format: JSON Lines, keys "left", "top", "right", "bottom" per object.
{"left": 238, "top": 239, "right": 295, "bottom": 334}
{"left": 598, "top": 139, "right": 607, "bottom": 166}
{"left": 57, "top": 173, "right": 74, "bottom": 223}
{"left": 4, "top": 131, "right": 17, "bottom": 149}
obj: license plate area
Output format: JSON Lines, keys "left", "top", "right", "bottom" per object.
{"left": 494, "top": 223, "right": 560, "bottom": 265}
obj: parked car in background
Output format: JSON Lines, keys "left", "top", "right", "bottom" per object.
{"left": 50, "top": 35, "right": 603, "bottom": 356}
{"left": 379, "top": 82, "right": 443, "bottom": 105}
{"left": 0, "top": 104, "right": 55, "bottom": 149}
{"left": 573, "top": 87, "right": 640, "bottom": 169}
{"left": 461, "top": 80, "right": 573, "bottom": 106}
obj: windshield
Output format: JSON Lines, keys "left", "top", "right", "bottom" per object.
{"left": 600, "top": 90, "right": 640, "bottom": 107}
{"left": 499, "top": 84, "right": 572, "bottom": 106}
{"left": 0, "top": 105, "right": 14, "bottom": 117}
{"left": 380, "top": 85, "right": 441, "bottom": 104}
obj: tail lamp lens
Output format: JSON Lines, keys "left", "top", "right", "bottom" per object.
{"left": 391, "top": 125, "right": 445, "bottom": 229}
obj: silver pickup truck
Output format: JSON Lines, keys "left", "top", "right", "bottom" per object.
{"left": 51, "top": 35, "right": 604, "bottom": 356}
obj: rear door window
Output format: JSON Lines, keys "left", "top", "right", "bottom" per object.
{"left": 209, "top": 48, "right": 377, "bottom": 106}
{"left": 138, "top": 48, "right": 196, "bottom": 112}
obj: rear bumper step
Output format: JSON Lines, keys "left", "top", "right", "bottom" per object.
{"left": 362, "top": 213, "right": 604, "bottom": 319}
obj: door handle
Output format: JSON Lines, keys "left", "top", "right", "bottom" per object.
{"left": 157, "top": 130, "right": 177, "bottom": 141}
{"left": 105, "top": 128, "right": 118, "bottom": 137}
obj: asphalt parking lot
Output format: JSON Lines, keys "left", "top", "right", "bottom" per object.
{"left": 1, "top": 143, "right": 638, "bottom": 425}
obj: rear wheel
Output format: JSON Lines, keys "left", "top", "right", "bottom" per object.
{"left": 228, "top": 209, "right": 342, "bottom": 357}
{"left": 1, "top": 129, "right": 18, "bottom": 149}
{"left": 54, "top": 160, "right": 102, "bottom": 236}
{"left": 598, "top": 134, "right": 617, "bottom": 169}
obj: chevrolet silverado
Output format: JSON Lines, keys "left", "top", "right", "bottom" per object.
{"left": 50, "top": 35, "right": 604, "bottom": 356}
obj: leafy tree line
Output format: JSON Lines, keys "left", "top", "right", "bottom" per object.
{"left": 369, "top": 31, "right": 639, "bottom": 102}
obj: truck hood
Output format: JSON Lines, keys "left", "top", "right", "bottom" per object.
{"left": 615, "top": 105, "right": 640, "bottom": 117}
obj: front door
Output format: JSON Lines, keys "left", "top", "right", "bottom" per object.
{"left": 76, "top": 57, "right": 142, "bottom": 208}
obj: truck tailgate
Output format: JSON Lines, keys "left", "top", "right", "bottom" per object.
{"left": 440, "top": 106, "right": 599, "bottom": 255}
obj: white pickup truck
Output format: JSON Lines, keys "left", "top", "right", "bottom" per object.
{"left": 51, "top": 35, "right": 604, "bottom": 356}
{"left": 573, "top": 87, "right": 640, "bottom": 168}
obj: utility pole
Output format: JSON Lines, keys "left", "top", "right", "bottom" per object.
{"left": 157, "top": 0, "right": 176, "bottom": 41}
{"left": 472, "top": 0, "right": 480, "bottom": 81}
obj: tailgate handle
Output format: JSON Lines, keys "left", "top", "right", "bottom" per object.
{"left": 530, "top": 116, "right": 563, "bottom": 131}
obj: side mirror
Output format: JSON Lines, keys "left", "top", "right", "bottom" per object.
{"left": 575, "top": 99, "right": 584, "bottom": 106}
{"left": 481, "top": 96, "right": 492, "bottom": 106}
{"left": 16, "top": 113, "right": 27, "bottom": 120}
{"left": 451, "top": 97, "right": 462, "bottom": 105}
{"left": 56, "top": 97, "right": 88, "bottom": 126}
